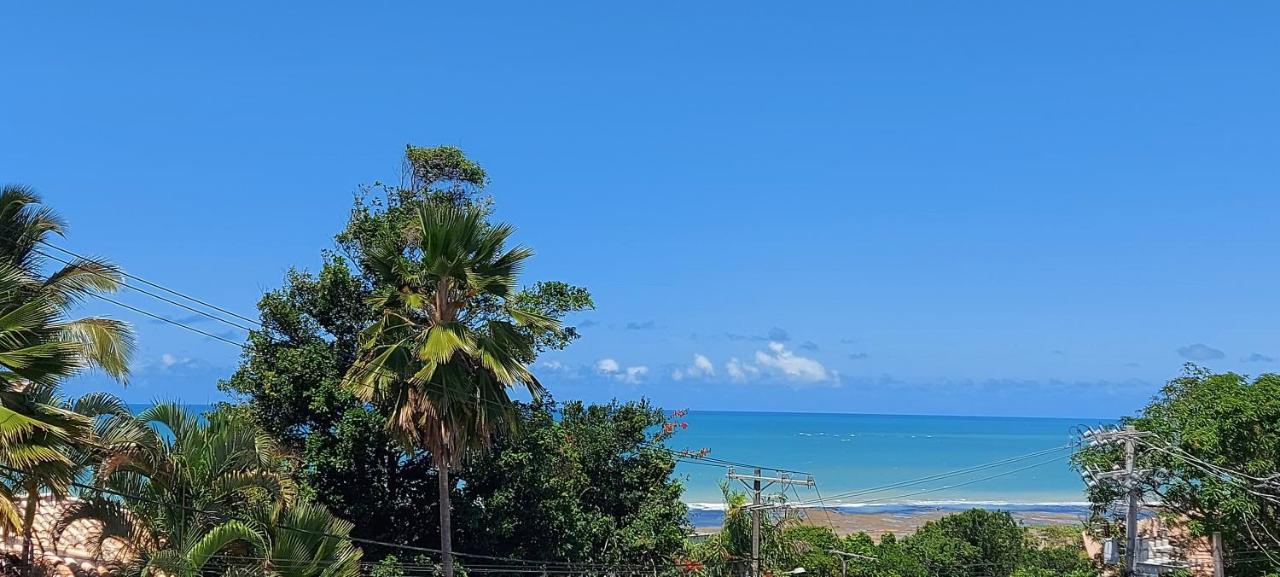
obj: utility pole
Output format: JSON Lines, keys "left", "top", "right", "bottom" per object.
{"left": 1211, "top": 532, "right": 1224, "bottom": 577}
{"left": 828, "top": 550, "right": 877, "bottom": 577}
{"left": 1080, "top": 425, "right": 1153, "bottom": 577}
{"left": 727, "top": 468, "right": 815, "bottom": 577}
{"left": 752, "top": 469, "right": 761, "bottom": 577}
{"left": 1123, "top": 426, "right": 1140, "bottom": 577}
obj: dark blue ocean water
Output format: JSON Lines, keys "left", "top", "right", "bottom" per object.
{"left": 668, "top": 411, "right": 1104, "bottom": 510}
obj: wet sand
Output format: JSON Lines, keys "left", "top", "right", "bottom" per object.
{"left": 695, "top": 508, "right": 1085, "bottom": 537}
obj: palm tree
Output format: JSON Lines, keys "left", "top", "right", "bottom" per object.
{"left": 250, "top": 500, "right": 362, "bottom": 577}
{"left": 343, "top": 201, "right": 556, "bottom": 577}
{"left": 0, "top": 260, "right": 119, "bottom": 565}
{"left": 57, "top": 404, "right": 296, "bottom": 577}
{"left": 0, "top": 184, "right": 135, "bottom": 381}
{"left": 2, "top": 384, "right": 131, "bottom": 566}
{"left": 0, "top": 185, "right": 135, "bottom": 569}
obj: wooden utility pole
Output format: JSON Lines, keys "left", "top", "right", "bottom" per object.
{"left": 1211, "top": 532, "right": 1224, "bottom": 577}
{"left": 727, "top": 469, "right": 815, "bottom": 577}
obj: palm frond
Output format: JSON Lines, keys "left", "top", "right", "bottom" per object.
{"left": 60, "top": 317, "right": 136, "bottom": 382}
{"left": 186, "top": 519, "right": 268, "bottom": 575}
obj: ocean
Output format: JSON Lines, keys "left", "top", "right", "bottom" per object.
{"left": 160, "top": 405, "right": 1099, "bottom": 524}
{"left": 669, "top": 411, "right": 1106, "bottom": 525}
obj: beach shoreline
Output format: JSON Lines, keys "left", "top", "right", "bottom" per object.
{"left": 689, "top": 505, "right": 1088, "bottom": 537}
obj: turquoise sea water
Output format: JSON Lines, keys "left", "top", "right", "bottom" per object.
{"left": 668, "top": 411, "right": 1106, "bottom": 520}
{"left": 159, "top": 405, "right": 1099, "bottom": 523}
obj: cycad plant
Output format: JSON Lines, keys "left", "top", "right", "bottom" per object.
{"left": 344, "top": 201, "right": 555, "bottom": 577}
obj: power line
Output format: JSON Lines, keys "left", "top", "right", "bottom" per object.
{"left": 645, "top": 441, "right": 810, "bottom": 475}
{"left": 29, "top": 237, "right": 812, "bottom": 479}
{"left": 783, "top": 443, "right": 1074, "bottom": 508}
{"left": 0, "top": 461, "right": 676, "bottom": 571}
{"left": 772, "top": 447, "right": 1074, "bottom": 511}
{"left": 32, "top": 247, "right": 258, "bottom": 333}
{"left": 37, "top": 239, "right": 261, "bottom": 326}
{"left": 82, "top": 291, "right": 248, "bottom": 347}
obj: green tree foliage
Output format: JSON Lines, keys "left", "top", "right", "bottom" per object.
{"left": 0, "top": 185, "right": 136, "bottom": 382}
{"left": 222, "top": 147, "right": 698, "bottom": 570}
{"left": 905, "top": 509, "right": 1025, "bottom": 577}
{"left": 1073, "top": 365, "right": 1280, "bottom": 576}
{"left": 0, "top": 187, "right": 136, "bottom": 568}
{"left": 60, "top": 404, "right": 360, "bottom": 577}
{"left": 454, "top": 401, "right": 688, "bottom": 566}
{"left": 688, "top": 506, "right": 1091, "bottom": 577}
{"left": 683, "top": 485, "right": 813, "bottom": 577}
{"left": 341, "top": 199, "right": 558, "bottom": 577}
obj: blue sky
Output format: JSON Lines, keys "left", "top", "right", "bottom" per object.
{"left": 2, "top": 2, "right": 1277, "bottom": 418}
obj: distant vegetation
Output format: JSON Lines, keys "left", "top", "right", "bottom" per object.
{"left": 684, "top": 491, "right": 1092, "bottom": 577}
{"left": 0, "top": 147, "right": 1276, "bottom": 576}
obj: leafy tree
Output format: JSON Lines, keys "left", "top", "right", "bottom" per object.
{"left": 59, "top": 404, "right": 303, "bottom": 577}
{"left": 342, "top": 199, "right": 557, "bottom": 577}
{"left": 689, "top": 507, "right": 1091, "bottom": 577}
{"left": 684, "top": 485, "right": 805, "bottom": 577}
{"left": 454, "top": 401, "right": 688, "bottom": 567}
{"left": 905, "top": 509, "right": 1025, "bottom": 577}
{"left": 221, "top": 146, "right": 596, "bottom": 565}
{"left": 1073, "top": 365, "right": 1280, "bottom": 576}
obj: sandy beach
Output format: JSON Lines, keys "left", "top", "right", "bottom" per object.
{"left": 694, "top": 508, "right": 1086, "bottom": 537}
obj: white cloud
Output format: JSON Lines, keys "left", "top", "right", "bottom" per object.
{"left": 622, "top": 366, "right": 649, "bottom": 384}
{"left": 693, "top": 354, "right": 714, "bottom": 375}
{"left": 725, "top": 357, "right": 758, "bottom": 382}
{"left": 539, "top": 360, "right": 565, "bottom": 370}
{"left": 597, "top": 358, "right": 648, "bottom": 384}
{"left": 755, "top": 341, "right": 830, "bottom": 382}
{"left": 673, "top": 353, "right": 716, "bottom": 380}
{"left": 596, "top": 358, "right": 620, "bottom": 373}
{"left": 160, "top": 353, "right": 180, "bottom": 368}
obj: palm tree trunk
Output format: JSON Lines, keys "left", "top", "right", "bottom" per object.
{"left": 20, "top": 479, "right": 38, "bottom": 573}
{"left": 437, "top": 457, "right": 454, "bottom": 577}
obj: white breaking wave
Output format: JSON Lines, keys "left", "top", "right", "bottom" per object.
{"left": 686, "top": 500, "right": 1090, "bottom": 511}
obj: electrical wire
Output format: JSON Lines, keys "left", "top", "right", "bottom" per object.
{"left": 28, "top": 235, "right": 813, "bottom": 478}
{"left": 781, "top": 443, "right": 1074, "bottom": 508}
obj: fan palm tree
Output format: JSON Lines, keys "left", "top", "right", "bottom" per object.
{"left": 57, "top": 404, "right": 297, "bottom": 577}
{"left": 343, "top": 201, "right": 556, "bottom": 577}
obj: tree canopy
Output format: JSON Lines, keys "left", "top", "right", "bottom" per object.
{"left": 1074, "top": 365, "right": 1280, "bottom": 576}
{"left": 220, "top": 146, "right": 687, "bottom": 567}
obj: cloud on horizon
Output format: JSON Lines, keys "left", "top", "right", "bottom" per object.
{"left": 1176, "top": 343, "right": 1225, "bottom": 361}
{"left": 1242, "top": 352, "right": 1276, "bottom": 363}
{"left": 672, "top": 354, "right": 716, "bottom": 381}
{"left": 596, "top": 358, "right": 649, "bottom": 384}
{"left": 754, "top": 342, "right": 831, "bottom": 383}
{"left": 726, "top": 327, "right": 791, "bottom": 342}
{"left": 625, "top": 320, "right": 656, "bottom": 330}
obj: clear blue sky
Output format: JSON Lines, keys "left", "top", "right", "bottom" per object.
{"left": 2, "top": 2, "right": 1277, "bottom": 418}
